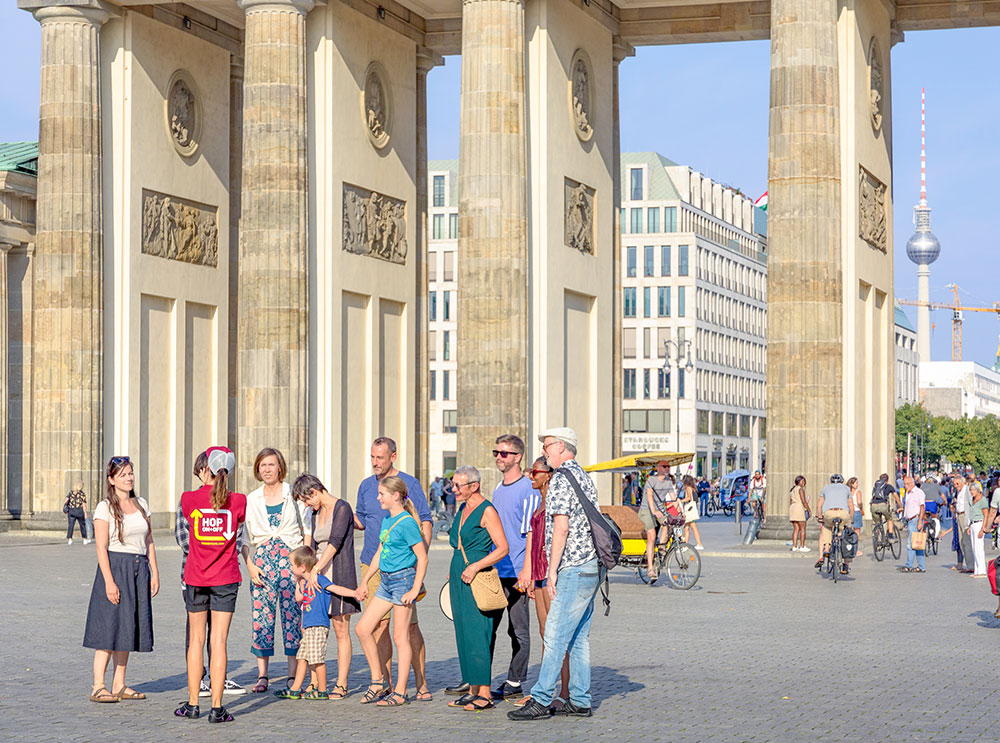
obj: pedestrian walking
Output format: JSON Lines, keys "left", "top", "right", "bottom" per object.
{"left": 788, "top": 476, "right": 810, "bottom": 552}
{"left": 487, "top": 434, "right": 538, "bottom": 702}
{"left": 355, "top": 437, "right": 434, "bottom": 701}
{"left": 64, "top": 481, "right": 90, "bottom": 545}
{"left": 355, "top": 475, "right": 429, "bottom": 707}
{"left": 446, "top": 465, "right": 509, "bottom": 711}
{"left": 292, "top": 473, "right": 360, "bottom": 700}
{"left": 84, "top": 456, "right": 158, "bottom": 704}
{"left": 967, "top": 480, "right": 988, "bottom": 578}
{"left": 680, "top": 475, "right": 704, "bottom": 549}
{"left": 900, "top": 475, "right": 926, "bottom": 574}
{"left": 175, "top": 446, "right": 246, "bottom": 723}
{"left": 848, "top": 477, "right": 864, "bottom": 556}
{"left": 240, "top": 447, "right": 307, "bottom": 693}
{"left": 955, "top": 475, "right": 974, "bottom": 573}
{"left": 509, "top": 427, "right": 600, "bottom": 721}
{"left": 697, "top": 476, "right": 711, "bottom": 517}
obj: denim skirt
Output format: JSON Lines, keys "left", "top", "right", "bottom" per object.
{"left": 83, "top": 552, "right": 154, "bottom": 652}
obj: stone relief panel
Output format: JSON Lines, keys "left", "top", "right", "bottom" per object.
{"left": 141, "top": 189, "right": 219, "bottom": 266}
{"left": 564, "top": 178, "right": 595, "bottom": 255}
{"left": 569, "top": 49, "right": 594, "bottom": 143}
{"left": 342, "top": 183, "right": 407, "bottom": 265}
{"left": 858, "top": 166, "right": 887, "bottom": 253}
{"left": 868, "top": 38, "right": 883, "bottom": 135}
{"left": 165, "top": 70, "right": 201, "bottom": 157}
{"left": 362, "top": 62, "right": 392, "bottom": 150}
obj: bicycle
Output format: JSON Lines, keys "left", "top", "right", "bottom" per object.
{"left": 922, "top": 513, "right": 940, "bottom": 556}
{"left": 639, "top": 520, "right": 702, "bottom": 589}
{"left": 820, "top": 517, "right": 847, "bottom": 582}
{"left": 871, "top": 512, "right": 902, "bottom": 562}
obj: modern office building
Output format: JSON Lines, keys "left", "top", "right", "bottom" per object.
{"left": 920, "top": 361, "right": 1000, "bottom": 419}
{"left": 894, "top": 302, "right": 919, "bottom": 407}
{"left": 619, "top": 153, "right": 767, "bottom": 479}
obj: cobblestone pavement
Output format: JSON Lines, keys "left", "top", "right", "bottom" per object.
{"left": 1, "top": 518, "right": 996, "bottom": 742}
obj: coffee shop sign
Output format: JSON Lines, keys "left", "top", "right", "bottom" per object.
{"left": 622, "top": 434, "right": 672, "bottom": 452}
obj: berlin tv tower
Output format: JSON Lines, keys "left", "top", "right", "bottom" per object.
{"left": 906, "top": 88, "right": 941, "bottom": 363}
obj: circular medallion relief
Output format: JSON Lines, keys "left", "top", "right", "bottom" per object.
{"left": 165, "top": 70, "right": 201, "bottom": 158}
{"left": 569, "top": 49, "right": 594, "bottom": 143}
{"left": 362, "top": 62, "right": 392, "bottom": 150}
{"left": 868, "top": 38, "right": 883, "bottom": 135}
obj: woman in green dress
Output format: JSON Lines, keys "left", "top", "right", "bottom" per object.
{"left": 447, "top": 465, "right": 509, "bottom": 711}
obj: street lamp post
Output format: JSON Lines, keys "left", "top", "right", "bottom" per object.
{"left": 662, "top": 338, "right": 694, "bottom": 458}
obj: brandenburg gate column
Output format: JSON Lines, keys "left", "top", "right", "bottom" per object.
{"left": 456, "top": 0, "right": 530, "bottom": 487}
{"left": 765, "top": 0, "right": 842, "bottom": 523}
{"left": 26, "top": 1, "right": 109, "bottom": 521}
{"left": 237, "top": 0, "right": 314, "bottom": 478}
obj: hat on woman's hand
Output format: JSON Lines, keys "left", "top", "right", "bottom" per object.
{"left": 206, "top": 446, "right": 236, "bottom": 475}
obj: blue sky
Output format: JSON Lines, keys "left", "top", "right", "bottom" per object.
{"left": 2, "top": 6, "right": 998, "bottom": 366}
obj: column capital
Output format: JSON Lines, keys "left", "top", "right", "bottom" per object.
{"left": 612, "top": 37, "right": 635, "bottom": 64}
{"left": 19, "top": 0, "right": 111, "bottom": 25}
{"left": 416, "top": 46, "right": 443, "bottom": 75}
{"left": 239, "top": 0, "right": 315, "bottom": 15}
{"left": 230, "top": 54, "right": 245, "bottom": 81}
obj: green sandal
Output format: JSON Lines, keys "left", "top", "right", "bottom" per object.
{"left": 360, "top": 680, "right": 388, "bottom": 705}
{"left": 329, "top": 684, "right": 349, "bottom": 700}
{"left": 302, "top": 688, "right": 329, "bottom": 700}
{"left": 274, "top": 687, "right": 302, "bottom": 699}
{"left": 376, "top": 691, "right": 409, "bottom": 707}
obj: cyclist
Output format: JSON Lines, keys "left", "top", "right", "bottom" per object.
{"left": 813, "top": 474, "right": 855, "bottom": 575}
{"left": 749, "top": 471, "right": 766, "bottom": 522}
{"left": 921, "top": 476, "right": 944, "bottom": 541}
{"left": 869, "top": 473, "right": 901, "bottom": 538}
{"left": 640, "top": 461, "right": 674, "bottom": 581}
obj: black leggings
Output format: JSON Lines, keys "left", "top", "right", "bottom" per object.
{"left": 66, "top": 509, "right": 86, "bottom": 539}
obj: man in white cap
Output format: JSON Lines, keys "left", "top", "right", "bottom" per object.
{"left": 509, "top": 426, "right": 600, "bottom": 721}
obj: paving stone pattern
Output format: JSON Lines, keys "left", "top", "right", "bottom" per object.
{"left": 0, "top": 519, "right": 996, "bottom": 742}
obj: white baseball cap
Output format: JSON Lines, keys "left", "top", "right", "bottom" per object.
{"left": 537, "top": 426, "right": 577, "bottom": 449}
{"left": 206, "top": 446, "right": 236, "bottom": 475}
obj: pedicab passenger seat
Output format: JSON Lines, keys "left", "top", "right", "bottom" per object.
{"left": 600, "top": 505, "right": 646, "bottom": 540}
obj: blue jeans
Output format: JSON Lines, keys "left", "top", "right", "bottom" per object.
{"left": 529, "top": 558, "right": 601, "bottom": 708}
{"left": 905, "top": 517, "right": 925, "bottom": 570}
{"left": 699, "top": 494, "right": 709, "bottom": 516}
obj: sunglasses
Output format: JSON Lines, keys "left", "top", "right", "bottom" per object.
{"left": 110, "top": 455, "right": 131, "bottom": 466}
{"left": 528, "top": 468, "right": 552, "bottom": 477}
{"left": 492, "top": 450, "right": 518, "bottom": 459}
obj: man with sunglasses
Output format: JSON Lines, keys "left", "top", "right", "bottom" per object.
{"left": 483, "top": 434, "right": 540, "bottom": 702}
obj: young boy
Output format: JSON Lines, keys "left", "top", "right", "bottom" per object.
{"left": 275, "top": 546, "right": 355, "bottom": 700}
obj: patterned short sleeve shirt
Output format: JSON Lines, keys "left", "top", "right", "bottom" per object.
{"left": 66, "top": 490, "right": 87, "bottom": 509}
{"left": 544, "top": 459, "right": 598, "bottom": 570}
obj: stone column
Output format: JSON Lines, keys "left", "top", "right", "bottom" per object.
{"left": 228, "top": 55, "right": 243, "bottom": 452}
{"left": 0, "top": 242, "right": 10, "bottom": 519}
{"left": 28, "top": 2, "right": 109, "bottom": 521}
{"left": 414, "top": 48, "right": 435, "bottom": 488}
{"left": 237, "top": 0, "right": 314, "bottom": 479}
{"left": 456, "top": 0, "right": 529, "bottom": 489}
{"left": 763, "top": 0, "right": 842, "bottom": 524}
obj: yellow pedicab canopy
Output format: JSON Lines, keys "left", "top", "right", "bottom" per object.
{"left": 583, "top": 451, "right": 695, "bottom": 474}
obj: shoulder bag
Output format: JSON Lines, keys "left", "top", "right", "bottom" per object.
{"left": 457, "top": 509, "right": 507, "bottom": 612}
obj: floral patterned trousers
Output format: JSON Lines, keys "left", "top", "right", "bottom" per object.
{"left": 250, "top": 538, "right": 302, "bottom": 657}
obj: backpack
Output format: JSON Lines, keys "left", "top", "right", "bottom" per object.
{"left": 557, "top": 467, "right": 623, "bottom": 616}
{"left": 841, "top": 527, "right": 858, "bottom": 559}
{"left": 871, "top": 481, "right": 891, "bottom": 504}
{"left": 989, "top": 556, "right": 1000, "bottom": 597}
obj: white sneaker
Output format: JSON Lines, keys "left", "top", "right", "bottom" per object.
{"left": 800, "top": 546, "right": 811, "bottom": 553}
{"left": 84, "top": 538, "right": 91, "bottom": 544}
{"left": 198, "top": 678, "right": 211, "bottom": 697}
{"left": 223, "top": 678, "right": 246, "bottom": 695}
{"left": 694, "top": 544, "right": 704, "bottom": 551}
{"left": 791, "top": 546, "right": 799, "bottom": 552}
{"left": 67, "top": 539, "right": 73, "bottom": 545}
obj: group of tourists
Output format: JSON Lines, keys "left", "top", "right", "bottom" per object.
{"left": 81, "top": 427, "right": 606, "bottom": 722}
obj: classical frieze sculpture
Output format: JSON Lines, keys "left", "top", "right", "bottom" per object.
{"left": 858, "top": 167, "right": 887, "bottom": 252}
{"left": 570, "top": 49, "right": 594, "bottom": 142}
{"left": 564, "top": 178, "right": 595, "bottom": 254}
{"left": 342, "top": 183, "right": 407, "bottom": 264}
{"left": 141, "top": 189, "right": 219, "bottom": 266}
{"left": 166, "top": 70, "right": 201, "bottom": 157}
{"left": 868, "top": 38, "right": 883, "bottom": 135}
{"left": 363, "top": 62, "right": 392, "bottom": 149}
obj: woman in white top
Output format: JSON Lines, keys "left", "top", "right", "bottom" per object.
{"left": 848, "top": 477, "right": 864, "bottom": 556}
{"left": 240, "top": 448, "right": 307, "bottom": 692}
{"left": 83, "top": 456, "right": 159, "bottom": 703}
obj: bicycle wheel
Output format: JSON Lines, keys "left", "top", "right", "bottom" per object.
{"left": 832, "top": 542, "right": 841, "bottom": 583}
{"left": 873, "top": 524, "right": 885, "bottom": 561}
{"left": 663, "top": 542, "right": 701, "bottom": 589}
{"left": 723, "top": 503, "right": 734, "bottom": 518}
{"left": 889, "top": 528, "right": 902, "bottom": 560}
{"left": 931, "top": 537, "right": 939, "bottom": 556}
{"left": 705, "top": 499, "right": 716, "bottom": 518}
{"left": 638, "top": 551, "right": 661, "bottom": 584}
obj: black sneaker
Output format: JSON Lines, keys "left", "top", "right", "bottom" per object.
{"left": 552, "top": 701, "right": 593, "bottom": 717}
{"left": 445, "top": 682, "right": 471, "bottom": 696}
{"left": 814, "top": 559, "right": 824, "bottom": 569}
{"left": 491, "top": 681, "right": 524, "bottom": 700}
{"left": 174, "top": 702, "right": 200, "bottom": 719}
{"left": 207, "top": 706, "right": 234, "bottom": 723}
{"left": 840, "top": 565, "right": 850, "bottom": 575}
{"left": 507, "top": 698, "right": 553, "bottom": 721}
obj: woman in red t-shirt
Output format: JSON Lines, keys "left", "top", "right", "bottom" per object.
{"left": 174, "top": 447, "right": 246, "bottom": 723}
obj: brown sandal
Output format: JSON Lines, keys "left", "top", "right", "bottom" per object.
{"left": 90, "top": 686, "right": 119, "bottom": 703}
{"left": 116, "top": 687, "right": 147, "bottom": 700}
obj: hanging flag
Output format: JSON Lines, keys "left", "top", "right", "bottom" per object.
{"left": 754, "top": 191, "right": 768, "bottom": 212}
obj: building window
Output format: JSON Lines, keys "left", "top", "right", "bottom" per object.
{"left": 428, "top": 330, "right": 436, "bottom": 361}
{"left": 624, "top": 369, "right": 636, "bottom": 399}
{"left": 678, "top": 369, "right": 686, "bottom": 399}
{"left": 643, "top": 368, "right": 651, "bottom": 399}
{"left": 643, "top": 287, "right": 651, "bottom": 318}
{"left": 658, "top": 369, "right": 670, "bottom": 399}
{"left": 443, "top": 330, "right": 451, "bottom": 361}
{"left": 443, "top": 251, "right": 455, "bottom": 281}
{"left": 661, "top": 245, "right": 671, "bottom": 276}
{"left": 657, "top": 287, "right": 670, "bottom": 317}
{"left": 448, "top": 212, "right": 458, "bottom": 239}
{"left": 647, "top": 207, "right": 659, "bottom": 233}
{"left": 727, "top": 413, "right": 738, "bottom": 435}
{"left": 630, "top": 168, "right": 643, "bottom": 201}
{"left": 626, "top": 246, "right": 636, "bottom": 277}
{"left": 630, "top": 208, "right": 643, "bottom": 234}
{"left": 678, "top": 286, "right": 686, "bottom": 317}
{"left": 624, "top": 287, "right": 637, "bottom": 318}
{"left": 429, "top": 291, "right": 437, "bottom": 321}
{"left": 620, "top": 208, "right": 626, "bottom": 234}
{"left": 644, "top": 246, "right": 654, "bottom": 277}
{"left": 648, "top": 409, "right": 669, "bottom": 433}
{"left": 443, "top": 409, "right": 457, "bottom": 433}
{"left": 623, "top": 327, "right": 636, "bottom": 358}
{"left": 432, "top": 214, "right": 444, "bottom": 239}
{"left": 664, "top": 206, "right": 677, "bottom": 232}
{"left": 712, "top": 411, "right": 724, "bottom": 435}
{"left": 698, "top": 409, "right": 709, "bottom": 434}
{"left": 430, "top": 370, "right": 436, "bottom": 400}
{"left": 443, "top": 370, "right": 451, "bottom": 400}
{"left": 741, "top": 414, "right": 751, "bottom": 437}
{"left": 433, "top": 175, "right": 445, "bottom": 207}
{"left": 679, "top": 244, "right": 689, "bottom": 276}
{"left": 443, "top": 291, "right": 452, "bottom": 321}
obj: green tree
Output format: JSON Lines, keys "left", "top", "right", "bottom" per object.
{"left": 895, "top": 403, "right": 926, "bottom": 453}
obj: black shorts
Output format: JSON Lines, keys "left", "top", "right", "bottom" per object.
{"left": 184, "top": 582, "right": 239, "bottom": 613}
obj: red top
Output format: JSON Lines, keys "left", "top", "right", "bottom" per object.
{"left": 530, "top": 506, "right": 547, "bottom": 581}
{"left": 181, "top": 483, "right": 247, "bottom": 587}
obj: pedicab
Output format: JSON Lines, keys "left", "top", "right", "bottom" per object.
{"left": 585, "top": 451, "right": 702, "bottom": 589}
{"left": 719, "top": 469, "right": 752, "bottom": 518}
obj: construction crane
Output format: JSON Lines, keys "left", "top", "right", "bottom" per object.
{"left": 899, "top": 284, "right": 1000, "bottom": 362}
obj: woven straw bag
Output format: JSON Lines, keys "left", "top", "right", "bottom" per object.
{"left": 458, "top": 517, "right": 507, "bottom": 612}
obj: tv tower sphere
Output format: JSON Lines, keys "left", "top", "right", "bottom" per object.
{"left": 906, "top": 226, "right": 940, "bottom": 266}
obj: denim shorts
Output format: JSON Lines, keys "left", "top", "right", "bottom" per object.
{"left": 374, "top": 566, "right": 417, "bottom": 605}
{"left": 852, "top": 511, "right": 864, "bottom": 530}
